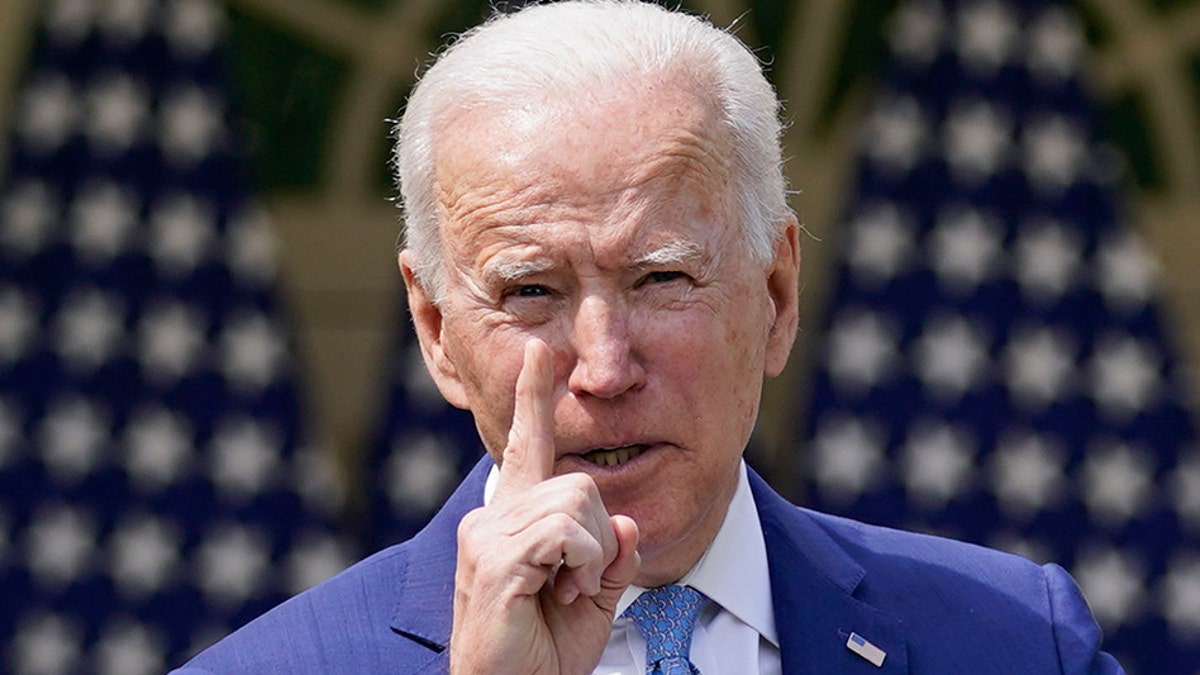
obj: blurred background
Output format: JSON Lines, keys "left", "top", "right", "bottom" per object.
{"left": 0, "top": 0, "right": 1198, "bottom": 672}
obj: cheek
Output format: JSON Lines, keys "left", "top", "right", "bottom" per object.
{"left": 646, "top": 294, "right": 768, "bottom": 380}
{"left": 440, "top": 317, "right": 526, "bottom": 455}
{"left": 649, "top": 295, "right": 768, "bottom": 432}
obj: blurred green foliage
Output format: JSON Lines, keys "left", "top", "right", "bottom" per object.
{"left": 225, "top": 0, "right": 1190, "bottom": 195}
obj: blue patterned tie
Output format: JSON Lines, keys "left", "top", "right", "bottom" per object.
{"left": 622, "top": 585, "right": 706, "bottom": 675}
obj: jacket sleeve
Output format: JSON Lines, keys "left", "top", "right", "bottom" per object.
{"left": 1043, "top": 563, "right": 1127, "bottom": 675}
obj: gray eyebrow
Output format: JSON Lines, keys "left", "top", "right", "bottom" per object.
{"left": 482, "top": 258, "right": 554, "bottom": 284}
{"left": 632, "top": 240, "right": 705, "bottom": 267}
{"left": 481, "top": 240, "right": 704, "bottom": 284}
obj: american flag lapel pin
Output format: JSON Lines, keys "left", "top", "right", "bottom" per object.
{"left": 846, "top": 631, "right": 887, "bottom": 668}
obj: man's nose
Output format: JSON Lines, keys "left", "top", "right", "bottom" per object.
{"left": 567, "top": 295, "right": 645, "bottom": 399}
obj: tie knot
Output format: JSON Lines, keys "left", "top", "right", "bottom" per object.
{"left": 622, "top": 585, "right": 706, "bottom": 674}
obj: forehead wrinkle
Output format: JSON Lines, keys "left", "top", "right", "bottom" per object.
{"left": 437, "top": 175, "right": 557, "bottom": 232}
{"left": 621, "top": 96, "right": 733, "bottom": 194}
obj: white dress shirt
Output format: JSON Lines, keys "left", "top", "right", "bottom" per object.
{"left": 484, "top": 461, "right": 781, "bottom": 674}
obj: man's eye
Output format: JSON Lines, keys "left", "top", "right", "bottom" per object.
{"left": 645, "top": 271, "right": 686, "bottom": 284}
{"left": 511, "top": 285, "right": 551, "bottom": 298}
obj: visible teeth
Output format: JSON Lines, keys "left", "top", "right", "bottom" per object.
{"left": 583, "top": 445, "right": 643, "bottom": 467}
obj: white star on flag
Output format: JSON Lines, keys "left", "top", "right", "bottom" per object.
{"left": 122, "top": 404, "right": 195, "bottom": 491}
{"left": 811, "top": 415, "right": 887, "bottom": 504}
{"left": 17, "top": 73, "right": 77, "bottom": 154}
{"left": 847, "top": 203, "right": 917, "bottom": 287}
{"left": 1022, "top": 114, "right": 1088, "bottom": 193}
{"left": 1026, "top": 7, "right": 1084, "bottom": 82}
{"left": 195, "top": 524, "right": 271, "bottom": 607}
{"left": 225, "top": 206, "right": 280, "bottom": 284}
{"left": 108, "top": 513, "right": 183, "bottom": 598}
{"left": 95, "top": 619, "right": 165, "bottom": 675}
{"left": 1097, "top": 230, "right": 1159, "bottom": 314}
{"left": 386, "top": 433, "right": 462, "bottom": 513}
{"left": 284, "top": 531, "right": 356, "bottom": 595}
{"left": 888, "top": 0, "right": 945, "bottom": 65}
{"left": 1081, "top": 440, "right": 1155, "bottom": 528}
{"left": 137, "top": 300, "right": 208, "bottom": 382}
{"left": 70, "top": 180, "right": 141, "bottom": 266}
{"left": 911, "top": 314, "right": 990, "bottom": 401}
{"left": 1074, "top": 546, "right": 1146, "bottom": 629}
{"left": 13, "top": 612, "right": 84, "bottom": 675}
{"left": 84, "top": 73, "right": 149, "bottom": 155}
{"left": 943, "top": 98, "right": 1012, "bottom": 183}
{"left": 45, "top": 0, "right": 98, "bottom": 45}
{"left": 988, "top": 430, "right": 1067, "bottom": 519}
{"left": 901, "top": 421, "right": 976, "bottom": 508}
{"left": 928, "top": 206, "right": 1003, "bottom": 294}
{"left": 1013, "top": 218, "right": 1083, "bottom": 304}
{"left": 1161, "top": 553, "right": 1200, "bottom": 639}
{"left": 865, "top": 94, "right": 930, "bottom": 173}
{"left": 1089, "top": 334, "right": 1162, "bottom": 420}
{"left": 36, "top": 396, "right": 110, "bottom": 484}
{"left": 827, "top": 310, "right": 902, "bottom": 394}
{"left": 98, "top": 0, "right": 157, "bottom": 46}
{"left": 159, "top": 85, "right": 225, "bottom": 166}
{"left": 208, "top": 416, "right": 282, "bottom": 501}
{"left": 2, "top": 179, "right": 59, "bottom": 255}
{"left": 219, "top": 309, "right": 287, "bottom": 392}
{"left": 955, "top": 0, "right": 1019, "bottom": 73}
{"left": 52, "top": 287, "right": 126, "bottom": 371}
{"left": 1003, "top": 324, "right": 1076, "bottom": 408}
{"left": 24, "top": 504, "right": 97, "bottom": 587}
{"left": 163, "top": 0, "right": 224, "bottom": 57}
{"left": 149, "top": 192, "right": 216, "bottom": 276}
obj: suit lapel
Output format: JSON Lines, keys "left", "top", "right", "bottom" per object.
{"left": 387, "top": 456, "right": 493, "bottom": 670}
{"left": 750, "top": 470, "right": 909, "bottom": 675}
{"left": 383, "top": 460, "right": 909, "bottom": 674}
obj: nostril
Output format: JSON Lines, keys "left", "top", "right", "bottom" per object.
{"left": 567, "top": 350, "right": 645, "bottom": 399}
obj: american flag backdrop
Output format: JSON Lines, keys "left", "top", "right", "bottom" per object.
{"left": 365, "top": 319, "right": 484, "bottom": 552}
{"left": 0, "top": 0, "right": 355, "bottom": 672}
{"left": 800, "top": 1, "right": 1200, "bottom": 674}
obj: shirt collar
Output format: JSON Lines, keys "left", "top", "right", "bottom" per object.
{"left": 616, "top": 461, "right": 778, "bottom": 647}
{"left": 482, "top": 460, "right": 778, "bottom": 647}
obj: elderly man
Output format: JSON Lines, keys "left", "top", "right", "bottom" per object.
{"left": 174, "top": 2, "right": 1123, "bottom": 673}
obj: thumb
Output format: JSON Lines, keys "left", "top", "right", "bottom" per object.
{"left": 595, "top": 515, "right": 639, "bottom": 614}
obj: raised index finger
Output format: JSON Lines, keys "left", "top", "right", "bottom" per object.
{"left": 496, "top": 338, "right": 556, "bottom": 494}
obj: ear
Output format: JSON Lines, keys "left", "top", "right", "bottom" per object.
{"left": 398, "top": 249, "right": 470, "bottom": 409}
{"left": 763, "top": 215, "right": 801, "bottom": 378}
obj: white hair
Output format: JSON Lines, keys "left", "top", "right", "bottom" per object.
{"left": 393, "top": 0, "right": 790, "bottom": 302}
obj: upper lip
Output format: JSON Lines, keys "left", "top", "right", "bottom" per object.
{"left": 558, "top": 439, "right": 659, "bottom": 458}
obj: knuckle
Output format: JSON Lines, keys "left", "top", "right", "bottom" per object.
{"left": 546, "top": 511, "right": 580, "bottom": 538}
{"left": 456, "top": 508, "right": 492, "bottom": 552}
{"left": 558, "top": 474, "right": 600, "bottom": 510}
{"left": 457, "top": 507, "right": 484, "bottom": 534}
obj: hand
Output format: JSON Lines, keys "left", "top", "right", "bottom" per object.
{"left": 450, "top": 339, "right": 641, "bottom": 675}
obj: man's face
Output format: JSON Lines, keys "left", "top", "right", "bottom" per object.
{"left": 402, "top": 81, "right": 799, "bottom": 584}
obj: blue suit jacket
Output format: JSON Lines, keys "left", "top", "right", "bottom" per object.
{"left": 173, "top": 458, "right": 1124, "bottom": 673}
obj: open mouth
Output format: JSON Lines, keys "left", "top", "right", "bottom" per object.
{"left": 580, "top": 444, "right": 646, "bottom": 467}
